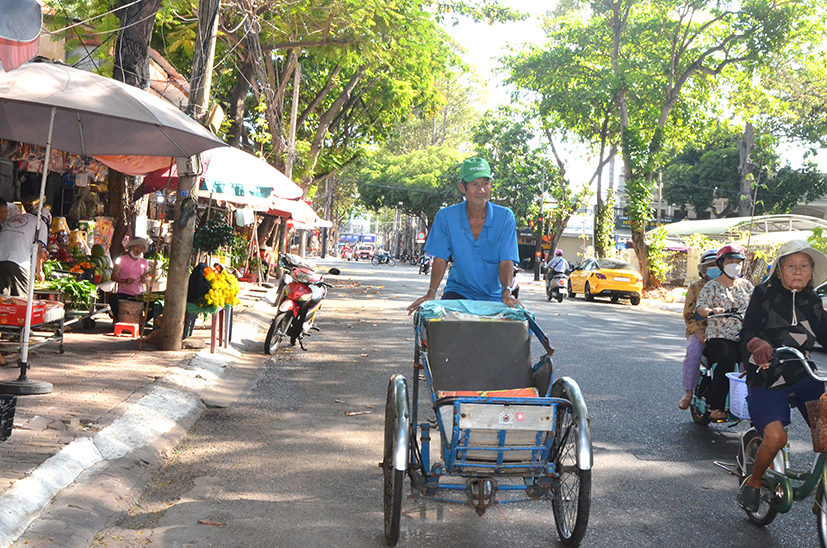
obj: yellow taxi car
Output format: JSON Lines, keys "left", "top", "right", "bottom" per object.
{"left": 568, "top": 257, "right": 643, "bottom": 305}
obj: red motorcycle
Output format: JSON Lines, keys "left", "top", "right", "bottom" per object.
{"left": 264, "top": 253, "right": 339, "bottom": 354}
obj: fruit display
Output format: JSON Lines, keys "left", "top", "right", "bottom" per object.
{"left": 63, "top": 244, "right": 113, "bottom": 282}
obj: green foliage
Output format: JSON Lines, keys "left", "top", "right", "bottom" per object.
{"left": 471, "top": 107, "right": 557, "bottom": 227}
{"left": 193, "top": 220, "right": 235, "bottom": 254}
{"left": 355, "top": 145, "right": 465, "bottom": 227}
{"left": 38, "top": 277, "right": 98, "bottom": 310}
{"left": 661, "top": 123, "right": 827, "bottom": 216}
{"left": 809, "top": 227, "right": 827, "bottom": 257}
{"left": 594, "top": 190, "right": 616, "bottom": 258}
{"left": 682, "top": 234, "right": 719, "bottom": 255}
{"left": 646, "top": 226, "right": 670, "bottom": 286}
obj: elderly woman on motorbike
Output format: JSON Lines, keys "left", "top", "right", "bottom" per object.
{"left": 737, "top": 240, "right": 827, "bottom": 512}
{"left": 695, "top": 244, "right": 754, "bottom": 421}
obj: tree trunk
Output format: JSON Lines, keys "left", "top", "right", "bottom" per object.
{"left": 300, "top": 67, "right": 367, "bottom": 195}
{"left": 227, "top": 54, "right": 255, "bottom": 147}
{"left": 110, "top": 0, "right": 163, "bottom": 258}
{"left": 159, "top": 0, "right": 220, "bottom": 351}
{"left": 738, "top": 122, "right": 755, "bottom": 217}
{"left": 113, "top": 0, "right": 162, "bottom": 88}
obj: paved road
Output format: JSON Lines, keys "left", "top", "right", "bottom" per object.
{"left": 83, "top": 259, "right": 826, "bottom": 547}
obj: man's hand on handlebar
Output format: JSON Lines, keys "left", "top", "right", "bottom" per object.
{"left": 407, "top": 290, "right": 436, "bottom": 315}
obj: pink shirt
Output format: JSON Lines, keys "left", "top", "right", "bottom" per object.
{"left": 115, "top": 254, "right": 149, "bottom": 296}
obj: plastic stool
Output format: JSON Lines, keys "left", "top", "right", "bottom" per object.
{"left": 114, "top": 322, "right": 139, "bottom": 338}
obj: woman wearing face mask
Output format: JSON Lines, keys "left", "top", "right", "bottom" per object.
{"left": 677, "top": 249, "right": 719, "bottom": 410}
{"left": 695, "top": 244, "right": 754, "bottom": 421}
{"left": 736, "top": 240, "right": 827, "bottom": 511}
{"left": 109, "top": 238, "right": 150, "bottom": 323}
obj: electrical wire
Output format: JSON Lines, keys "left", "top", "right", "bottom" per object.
{"left": 41, "top": 0, "right": 143, "bottom": 35}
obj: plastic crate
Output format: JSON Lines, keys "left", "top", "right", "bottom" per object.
{"left": 0, "top": 395, "right": 17, "bottom": 442}
{"left": 726, "top": 372, "right": 750, "bottom": 420}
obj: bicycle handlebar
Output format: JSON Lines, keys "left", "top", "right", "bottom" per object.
{"left": 774, "top": 346, "right": 827, "bottom": 384}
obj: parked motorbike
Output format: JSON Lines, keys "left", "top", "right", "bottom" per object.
{"left": 418, "top": 254, "right": 431, "bottom": 275}
{"left": 545, "top": 268, "right": 568, "bottom": 303}
{"left": 371, "top": 250, "right": 396, "bottom": 266}
{"left": 264, "top": 253, "right": 340, "bottom": 354}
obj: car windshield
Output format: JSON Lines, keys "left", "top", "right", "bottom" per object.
{"left": 596, "top": 259, "right": 634, "bottom": 270}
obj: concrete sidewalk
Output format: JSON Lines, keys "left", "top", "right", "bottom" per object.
{"left": 0, "top": 285, "right": 275, "bottom": 548}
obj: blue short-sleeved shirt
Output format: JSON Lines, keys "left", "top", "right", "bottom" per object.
{"left": 424, "top": 201, "right": 519, "bottom": 301}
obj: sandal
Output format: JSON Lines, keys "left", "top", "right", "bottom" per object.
{"left": 709, "top": 409, "right": 727, "bottom": 421}
{"left": 678, "top": 392, "right": 692, "bottom": 410}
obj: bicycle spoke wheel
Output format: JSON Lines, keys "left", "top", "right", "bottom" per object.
{"left": 814, "top": 483, "right": 827, "bottom": 548}
{"left": 552, "top": 405, "right": 591, "bottom": 546}
{"left": 739, "top": 429, "right": 777, "bottom": 526}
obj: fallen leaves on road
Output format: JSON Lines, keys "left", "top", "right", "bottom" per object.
{"left": 198, "top": 520, "right": 226, "bottom": 526}
{"left": 360, "top": 353, "right": 369, "bottom": 357}
{"left": 345, "top": 411, "right": 371, "bottom": 416}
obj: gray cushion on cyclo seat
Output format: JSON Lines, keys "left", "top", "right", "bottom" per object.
{"left": 425, "top": 319, "right": 532, "bottom": 393}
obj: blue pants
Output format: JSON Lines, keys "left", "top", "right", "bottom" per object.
{"left": 747, "top": 377, "right": 825, "bottom": 435}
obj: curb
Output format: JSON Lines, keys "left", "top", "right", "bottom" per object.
{"left": 0, "top": 296, "right": 273, "bottom": 548}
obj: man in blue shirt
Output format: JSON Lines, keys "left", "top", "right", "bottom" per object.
{"left": 407, "top": 157, "right": 521, "bottom": 313}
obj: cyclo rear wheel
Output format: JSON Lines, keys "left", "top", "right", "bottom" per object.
{"left": 383, "top": 377, "right": 408, "bottom": 546}
{"left": 737, "top": 428, "right": 777, "bottom": 526}
{"left": 552, "top": 402, "right": 591, "bottom": 546}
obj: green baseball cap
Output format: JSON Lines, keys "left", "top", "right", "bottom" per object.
{"left": 459, "top": 157, "right": 492, "bottom": 183}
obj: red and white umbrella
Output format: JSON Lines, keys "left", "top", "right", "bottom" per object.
{"left": 0, "top": 0, "right": 41, "bottom": 71}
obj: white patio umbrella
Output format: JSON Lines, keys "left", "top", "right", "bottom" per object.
{"left": 0, "top": 60, "right": 226, "bottom": 394}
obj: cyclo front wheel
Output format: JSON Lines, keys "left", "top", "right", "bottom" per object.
{"left": 264, "top": 312, "right": 292, "bottom": 355}
{"left": 552, "top": 402, "right": 591, "bottom": 546}
{"left": 383, "top": 376, "right": 409, "bottom": 546}
{"left": 738, "top": 428, "right": 777, "bottom": 526}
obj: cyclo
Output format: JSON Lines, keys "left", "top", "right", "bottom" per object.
{"left": 382, "top": 300, "right": 592, "bottom": 546}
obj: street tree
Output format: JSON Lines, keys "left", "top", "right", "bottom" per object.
{"left": 471, "top": 107, "right": 590, "bottom": 272}
{"left": 217, "top": 0, "right": 519, "bottom": 197}
{"left": 356, "top": 146, "right": 465, "bottom": 229}
{"left": 662, "top": 123, "right": 827, "bottom": 217}
{"left": 503, "top": 12, "right": 620, "bottom": 258}
{"left": 49, "top": 0, "right": 166, "bottom": 258}
{"left": 518, "top": 0, "right": 824, "bottom": 287}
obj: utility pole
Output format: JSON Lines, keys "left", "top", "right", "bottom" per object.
{"left": 160, "top": 0, "right": 220, "bottom": 350}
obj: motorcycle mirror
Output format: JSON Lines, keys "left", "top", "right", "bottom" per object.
{"left": 328, "top": 268, "right": 341, "bottom": 275}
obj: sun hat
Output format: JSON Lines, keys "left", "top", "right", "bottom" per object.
{"left": 126, "top": 237, "right": 149, "bottom": 252}
{"left": 459, "top": 157, "right": 492, "bottom": 183}
{"left": 768, "top": 240, "right": 827, "bottom": 286}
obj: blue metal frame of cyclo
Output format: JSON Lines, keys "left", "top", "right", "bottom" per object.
{"left": 412, "top": 304, "right": 571, "bottom": 477}
{"left": 434, "top": 396, "right": 570, "bottom": 475}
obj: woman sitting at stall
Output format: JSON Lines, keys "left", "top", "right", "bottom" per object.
{"left": 109, "top": 238, "right": 149, "bottom": 322}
